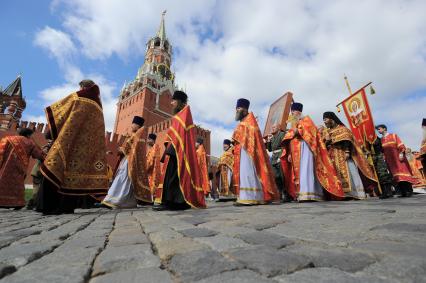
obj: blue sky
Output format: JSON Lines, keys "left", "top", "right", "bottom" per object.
{"left": 0, "top": 0, "right": 140, "bottom": 117}
{"left": 1, "top": 0, "right": 425, "bottom": 156}
{"left": 1, "top": 1, "right": 60, "bottom": 114}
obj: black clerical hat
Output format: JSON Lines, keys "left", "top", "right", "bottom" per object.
{"left": 323, "top": 111, "right": 344, "bottom": 125}
{"left": 132, "top": 116, "right": 145, "bottom": 127}
{"left": 172, "top": 90, "right": 188, "bottom": 103}
{"left": 236, "top": 98, "right": 250, "bottom": 109}
{"left": 291, "top": 102, "right": 303, "bottom": 112}
{"left": 223, "top": 139, "right": 231, "bottom": 145}
{"left": 375, "top": 124, "right": 387, "bottom": 130}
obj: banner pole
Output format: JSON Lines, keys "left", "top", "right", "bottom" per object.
{"left": 343, "top": 75, "right": 382, "bottom": 196}
{"left": 344, "top": 75, "right": 353, "bottom": 95}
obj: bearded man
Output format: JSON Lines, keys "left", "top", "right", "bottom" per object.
{"left": 232, "top": 98, "right": 280, "bottom": 205}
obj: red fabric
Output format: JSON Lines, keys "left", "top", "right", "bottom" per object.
{"left": 0, "top": 136, "right": 43, "bottom": 207}
{"left": 146, "top": 143, "right": 162, "bottom": 195}
{"left": 280, "top": 116, "right": 344, "bottom": 200}
{"left": 197, "top": 144, "right": 211, "bottom": 195}
{"left": 381, "top": 133, "right": 417, "bottom": 184}
{"left": 341, "top": 88, "right": 377, "bottom": 144}
{"left": 155, "top": 106, "right": 206, "bottom": 208}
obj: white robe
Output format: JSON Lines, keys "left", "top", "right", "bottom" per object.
{"left": 298, "top": 141, "right": 324, "bottom": 201}
{"left": 345, "top": 159, "right": 366, "bottom": 199}
{"left": 237, "top": 148, "right": 264, "bottom": 204}
{"left": 102, "top": 158, "right": 137, "bottom": 208}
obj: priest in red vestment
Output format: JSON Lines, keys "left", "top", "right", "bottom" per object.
{"left": 0, "top": 128, "right": 44, "bottom": 208}
{"left": 153, "top": 91, "right": 206, "bottom": 210}
{"left": 376, "top": 124, "right": 417, "bottom": 197}
{"left": 421, "top": 118, "right": 426, "bottom": 176}
{"left": 196, "top": 138, "right": 211, "bottom": 197}
{"left": 146, "top": 133, "right": 162, "bottom": 197}
{"left": 232, "top": 98, "right": 280, "bottom": 205}
{"left": 281, "top": 103, "right": 344, "bottom": 201}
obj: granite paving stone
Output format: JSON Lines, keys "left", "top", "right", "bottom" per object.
{"left": 169, "top": 249, "right": 243, "bottom": 282}
{"left": 0, "top": 194, "right": 425, "bottom": 282}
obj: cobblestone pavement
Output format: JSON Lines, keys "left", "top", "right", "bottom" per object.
{"left": 1, "top": 195, "right": 426, "bottom": 283}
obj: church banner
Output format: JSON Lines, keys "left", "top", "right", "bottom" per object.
{"left": 340, "top": 88, "right": 376, "bottom": 145}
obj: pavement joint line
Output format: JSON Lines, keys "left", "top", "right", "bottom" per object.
{"left": 136, "top": 211, "right": 183, "bottom": 283}
{"left": 86, "top": 211, "right": 118, "bottom": 282}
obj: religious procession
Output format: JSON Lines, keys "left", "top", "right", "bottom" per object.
{"left": 1, "top": 77, "right": 425, "bottom": 215}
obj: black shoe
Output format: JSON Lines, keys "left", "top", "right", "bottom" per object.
{"left": 42, "top": 209, "right": 62, "bottom": 215}
{"left": 233, "top": 202, "right": 254, "bottom": 207}
{"left": 152, "top": 204, "right": 167, "bottom": 211}
{"left": 281, "top": 194, "right": 293, "bottom": 203}
{"left": 95, "top": 202, "right": 113, "bottom": 210}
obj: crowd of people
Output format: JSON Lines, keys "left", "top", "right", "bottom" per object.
{"left": 0, "top": 79, "right": 425, "bottom": 214}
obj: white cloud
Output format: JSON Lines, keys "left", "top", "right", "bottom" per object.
{"left": 34, "top": 26, "right": 76, "bottom": 64}
{"left": 33, "top": 23, "right": 117, "bottom": 132}
{"left": 33, "top": 0, "right": 426, "bottom": 155}
{"left": 54, "top": 0, "right": 216, "bottom": 60}
{"left": 39, "top": 82, "right": 77, "bottom": 105}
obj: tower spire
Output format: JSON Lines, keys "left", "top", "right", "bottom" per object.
{"left": 157, "top": 10, "right": 167, "bottom": 41}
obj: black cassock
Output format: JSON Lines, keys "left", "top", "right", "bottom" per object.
{"left": 161, "top": 145, "right": 189, "bottom": 210}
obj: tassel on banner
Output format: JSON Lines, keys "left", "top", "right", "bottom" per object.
{"left": 370, "top": 85, "right": 376, "bottom": 95}
{"left": 336, "top": 106, "right": 341, "bottom": 113}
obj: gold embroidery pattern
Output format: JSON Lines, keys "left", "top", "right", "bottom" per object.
{"left": 42, "top": 93, "right": 108, "bottom": 191}
{"left": 128, "top": 128, "right": 153, "bottom": 203}
{"left": 327, "top": 125, "right": 377, "bottom": 192}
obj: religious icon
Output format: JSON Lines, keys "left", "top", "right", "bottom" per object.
{"left": 347, "top": 95, "right": 368, "bottom": 127}
{"left": 263, "top": 92, "right": 293, "bottom": 137}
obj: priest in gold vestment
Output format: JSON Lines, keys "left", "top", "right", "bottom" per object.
{"left": 216, "top": 139, "right": 236, "bottom": 200}
{"left": 323, "top": 111, "right": 378, "bottom": 199}
{"left": 37, "top": 80, "right": 109, "bottom": 215}
{"left": 146, "top": 133, "right": 162, "bottom": 197}
{"left": 103, "top": 116, "right": 152, "bottom": 208}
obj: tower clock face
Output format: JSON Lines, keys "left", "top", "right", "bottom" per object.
{"left": 157, "top": 64, "right": 172, "bottom": 80}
